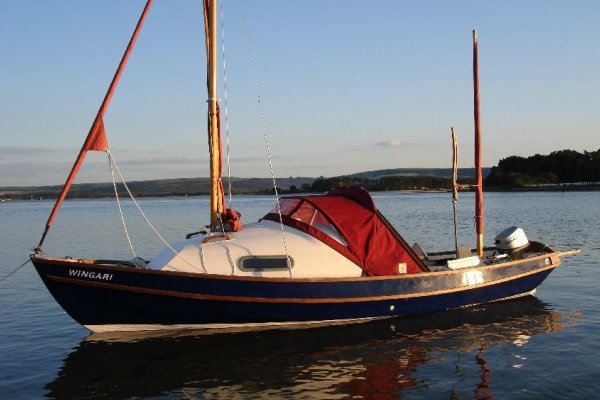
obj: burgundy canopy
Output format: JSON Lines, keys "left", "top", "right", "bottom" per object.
{"left": 263, "top": 187, "right": 428, "bottom": 276}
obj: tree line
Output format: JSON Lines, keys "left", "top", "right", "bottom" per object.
{"left": 282, "top": 175, "right": 458, "bottom": 194}
{"left": 485, "top": 149, "right": 600, "bottom": 188}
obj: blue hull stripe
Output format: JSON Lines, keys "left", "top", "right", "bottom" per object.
{"left": 45, "top": 263, "right": 556, "bottom": 303}
{"left": 31, "top": 255, "right": 560, "bottom": 327}
{"left": 32, "top": 254, "right": 557, "bottom": 299}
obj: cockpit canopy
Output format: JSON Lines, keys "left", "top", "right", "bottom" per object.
{"left": 263, "top": 187, "right": 428, "bottom": 275}
{"left": 269, "top": 198, "right": 347, "bottom": 245}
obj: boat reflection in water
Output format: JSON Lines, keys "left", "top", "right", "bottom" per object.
{"left": 45, "top": 297, "right": 578, "bottom": 399}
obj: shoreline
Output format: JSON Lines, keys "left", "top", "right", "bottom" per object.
{"left": 2, "top": 186, "right": 598, "bottom": 202}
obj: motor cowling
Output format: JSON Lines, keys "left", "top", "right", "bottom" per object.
{"left": 495, "top": 226, "right": 529, "bottom": 259}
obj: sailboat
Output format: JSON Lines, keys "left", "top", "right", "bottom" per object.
{"left": 30, "top": 0, "right": 579, "bottom": 333}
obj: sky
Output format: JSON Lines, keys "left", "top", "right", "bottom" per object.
{"left": 1, "top": 0, "right": 598, "bottom": 186}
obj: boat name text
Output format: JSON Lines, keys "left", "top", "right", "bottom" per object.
{"left": 68, "top": 269, "right": 114, "bottom": 281}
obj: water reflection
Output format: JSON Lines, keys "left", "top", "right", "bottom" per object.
{"left": 45, "top": 297, "right": 578, "bottom": 399}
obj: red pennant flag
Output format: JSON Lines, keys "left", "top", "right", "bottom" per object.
{"left": 86, "top": 118, "right": 108, "bottom": 152}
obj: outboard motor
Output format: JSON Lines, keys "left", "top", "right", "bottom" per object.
{"left": 495, "top": 226, "right": 529, "bottom": 260}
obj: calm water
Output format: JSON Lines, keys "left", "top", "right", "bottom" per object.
{"left": 0, "top": 191, "right": 598, "bottom": 399}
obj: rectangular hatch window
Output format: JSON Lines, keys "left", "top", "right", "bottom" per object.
{"left": 238, "top": 255, "right": 294, "bottom": 271}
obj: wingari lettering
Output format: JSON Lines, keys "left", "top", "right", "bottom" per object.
{"left": 68, "top": 269, "right": 113, "bottom": 281}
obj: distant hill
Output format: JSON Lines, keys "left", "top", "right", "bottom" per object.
{"left": 0, "top": 177, "right": 314, "bottom": 200}
{"left": 0, "top": 168, "right": 493, "bottom": 200}
{"left": 346, "top": 167, "right": 491, "bottom": 180}
{"left": 300, "top": 168, "right": 491, "bottom": 193}
{"left": 14, "top": 157, "right": 596, "bottom": 200}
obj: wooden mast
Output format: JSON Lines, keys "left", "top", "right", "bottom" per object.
{"left": 205, "top": 0, "right": 224, "bottom": 229}
{"left": 473, "top": 30, "right": 484, "bottom": 258}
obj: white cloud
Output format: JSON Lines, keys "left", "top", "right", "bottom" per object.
{"left": 375, "top": 140, "right": 400, "bottom": 148}
{"left": 373, "top": 140, "right": 422, "bottom": 148}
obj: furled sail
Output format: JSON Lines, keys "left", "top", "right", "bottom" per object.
{"left": 203, "top": 0, "right": 227, "bottom": 229}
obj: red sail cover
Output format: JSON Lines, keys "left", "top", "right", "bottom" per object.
{"left": 264, "top": 187, "right": 428, "bottom": 275}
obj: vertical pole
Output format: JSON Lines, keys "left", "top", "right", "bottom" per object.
{"left": 451, "top": 127, "right": 459, "bottom": 258}
{"left": 473, "top": 30, "right": 484, "bottom": 258}
{"left": 207, "top": 0, "right": 223, "bottom": 229}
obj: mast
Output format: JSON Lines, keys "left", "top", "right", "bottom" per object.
{"left": 36, "top": 0, "right": 154, "bottom": 252}
{"left": 205, "top": 0, "right": 225, "bottom": 229}
{"left": 473, "top": 30, "right": 484, "bottom": 258}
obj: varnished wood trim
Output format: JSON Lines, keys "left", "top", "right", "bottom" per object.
{"left": 45, "top": 262, "right": 558, "bottom": 304}
{"left": 202, "top": 234, "right": 232, "bottom": 244}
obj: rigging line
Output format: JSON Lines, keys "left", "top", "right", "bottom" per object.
{"left": 108, "top": 152, "right": 137, "bottom": 258}
{"left": 106, "top": 149, "right": 205, "bottom": 273}
{"left": 220, "top": 0, "right": 233, "bottom": 207}
{"left": 242, "top": 0, "right": 293, "bottom": 278}
{"left": 0, "top": 259, "right": 30, "bottom": 284}
{"left": 199, "top": 241, "right": 207, "bottom": 273}
{"left": 217, "top": 213, "right": 236, "bottom": 275}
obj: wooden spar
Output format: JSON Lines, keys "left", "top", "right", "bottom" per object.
{"left": 451, "top": 127, "right": 459, "bottom": 257}
{"left": 473, "top": 30, "right": 484, "bottom": 258}
{"left": 206, "top": 0, "right": 225, "bottom": 229}
{"left": 36, "top": 0, "right": 154, "bottom": 251}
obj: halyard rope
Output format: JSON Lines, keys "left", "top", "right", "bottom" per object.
{"left": 220, "top": 0, "right": 233, "bottom": 207}
{"left": 106, "top": 149, "right": 204, "bottom": 273}
{"left": 217, "top": 214, "right": 236, "bottom": 275}
{"left": 242, "top": 0, "right": 293, "bottom": 278}
{"left": 218, "top": 1, "right": 236, "bottom": 275}
{"left": 108, "top": 152, "right": 137, "bottom": 258}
